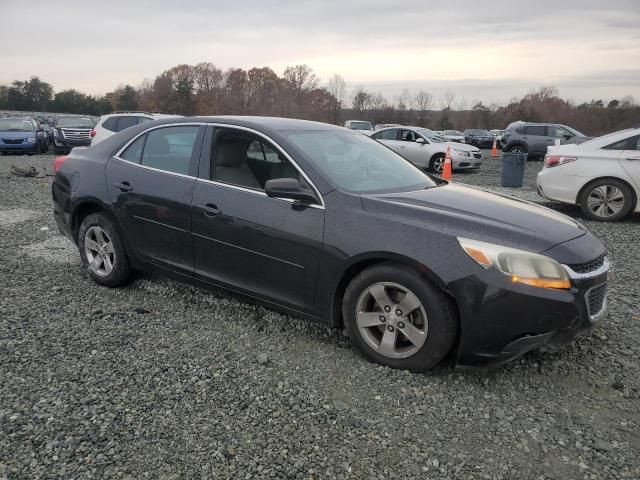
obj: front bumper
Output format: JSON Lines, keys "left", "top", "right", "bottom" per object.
{"left": 54, "top": 138, "right": 91, "bottom": 148}
{"left": 0, "top": 141, "right": 37, "bottom": 153}
{"left": 451, "top": 257, "right": 609, "bottom": 367}
{"left": 468, "top": 138, "right": 494, "bottom": 148}
{"left": 452, "top": 151, "right": 484, "bottom": 170}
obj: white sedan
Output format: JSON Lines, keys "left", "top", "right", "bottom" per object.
{"left": 370, "top": 126, "right": 483, "bottom": 172}
{"left": 537, "top": 128, "right": 640, "bottom": 221}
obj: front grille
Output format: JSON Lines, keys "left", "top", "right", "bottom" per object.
{"left": 61, "top": 128, "right": 91, "bottom": 141}
{"left": 2, "top": 138, "right": 24, "bottom": 145}
{"left": 473, "top": 152, "right": 483, "bottom": 159}
{"left": 586, "top": 283, "right": 607, "bottom": 318}
{"left": 568, "top": 254, "right": 606, "bottom": 274}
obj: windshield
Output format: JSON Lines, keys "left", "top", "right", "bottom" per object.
{"left": 415, "top": 128, "right": 447, "bottom": 143}
{"left": 56, "top": 116, "right": 94, "bottom": 128}
{"left": 0, "top": 119, "right": 34, "bottom": 132}
{"left": 444, "top": 130, "right": 462, "bottom": 136}
{"left": 285, "top": 129, "right": 436, "bottom": 193}
{"left": 564, "top": 125, "right": 586, "bottom": 137}
{"left": 349, "top": 121, "right": 373, "bottom": 130}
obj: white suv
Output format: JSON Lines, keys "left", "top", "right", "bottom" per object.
{"left": 91, "top": 112, "right": 178, "bottom": 145}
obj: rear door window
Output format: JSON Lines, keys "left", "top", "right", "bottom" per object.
{"left": 120, "top": 135, "right": 146, "bottom": 163}
{"left": 604, "top": 135, "right": 640, "bottom": 150}
{"left": 373, "top": 129, "right": 398, "bottom": 141}
{"left": 140, "top": 126, "right": 199, "bottom": 175}
{"left": 102, "top": 117, "right": 118, "bottom": 132}
{"left": 524, "top": 126, "right": 546, "bottom": 136}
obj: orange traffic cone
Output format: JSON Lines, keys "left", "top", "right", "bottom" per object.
{"left": 491, "top": 139, "right": 499, "bottom": 158}
{"left": 442, "top": 146, "right": 453, "bottom": 181}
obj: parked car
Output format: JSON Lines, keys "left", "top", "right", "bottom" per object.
{"left": 442, "top": 130, "right": 465, "bottom": 143}
{"left": 40, "top": 123, "right": 54, "bottom": 143}
{"left": 490, "top": 129, "right": 505, "bottom": 147}
{"left": 501, "top": 122, "right": 589, "bottom": 159}
{"left": 375, "top": 123, "right": 402, "bottom": 130}
{"left": 0, "top": 118, "right": 47, "bottom": 155}
{"left": 53, "top": 116, "right": 95, "bottom": 154}
{"left": 537, "top": 128, "right": 640, "bottom": 221}
{"left": 372, "top": 126, "right": 483, "bottom": 172}
{"left": 92, "top": 112, "right": 179, "bottom": 145}
{"left": 344, "top": 120, "right": 374, "bottom": 131}
{"left": 52, "top": 116, "right": 609, "bottom": 370}
{"left": 463, "top": 129, "right": 495, "bottom": 149}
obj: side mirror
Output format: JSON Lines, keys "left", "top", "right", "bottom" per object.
{"left": 563, "top": 134, "right": 572, "bottom": 140}
{"left": 265, "top": 178, "right": 317, "bottom": 205}
{"left": 415, "top": 137, "right": 425, "bottom": 144}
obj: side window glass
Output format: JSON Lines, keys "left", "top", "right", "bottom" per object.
{"left": 400, "top": 129, "right": 416, "bottom": 142}
{"left": 116, "top": 116, "right": 139, "bottom": 132}
{"left": 102, "top": 117, "right": 117, "bottom": 132}
{"left": 138, "top": 117, "right": 153, "bottom": 125}
{"left": 120, "top": 134, "right": 145, "bottom": 163}
{"left": 212, "top": 129, "right": 304, "bottom": 191}
{"left": 602, "top": 136, "right": 640, "bottom": 150}
{"left": 524, "top": 126, "right": 546, "bottom": 136}
{"left": 140, "top": 126, "right": 199, "bottom": 175}
{"left": 375, "top": 129, "right": 397, "bottom": 141}
{"left": 634, "top": 136, "right": 640, "bottom": 151}
{"left": 549, "top": 127, "right": 569, "bottom": 138}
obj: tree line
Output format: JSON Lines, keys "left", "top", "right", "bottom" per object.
{"left": 1, "top": 65, "right": 637, "bottom": 136}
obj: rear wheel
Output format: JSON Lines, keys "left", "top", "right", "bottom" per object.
{"left": 579, "top": 179, "right": 634, "bottom": 222}
{"left": 78, "top": 213, "right": 132, "bottom": 287}
{"left": 343, "top": 263, "right": 457, "bottom": 371}
{"left": 429, "top": 154, "right": 445, "bottom": 173}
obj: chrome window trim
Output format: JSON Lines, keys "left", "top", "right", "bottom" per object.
{"left": 111, "top": 155, "right": 195, "bottom": 180}
{"left": 562, "top": 256, "right": 611, "bottom": 280}
{"left": 112, "top": 121, "right": 325, "bottom": 209}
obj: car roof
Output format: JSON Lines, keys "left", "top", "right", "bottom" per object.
{"left": 144, "top": 115, "right": 342, "bottom": 132}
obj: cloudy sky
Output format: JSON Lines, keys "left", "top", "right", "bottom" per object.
{"left": 2, "top": 0, "right": 639, "bottom": 104}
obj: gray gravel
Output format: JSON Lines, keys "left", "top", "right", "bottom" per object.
{"left": 1, "top": 151, "right": 639, "bottom": 479}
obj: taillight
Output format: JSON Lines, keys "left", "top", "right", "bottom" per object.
{"left": 53, "top": 156, "right": 68, "bottom": 173}
{"left": 544, "top": 155, "right": 577, "bottom": 168}
{"left": 90, "top": 130, "right": 96, "bottom": 138}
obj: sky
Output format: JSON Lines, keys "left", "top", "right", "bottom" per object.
{"left": 1, "top": 0, "right": 639, "bottom": 105}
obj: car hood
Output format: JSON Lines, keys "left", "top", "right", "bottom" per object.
{"left": 361, "top": 183, "right": 592, "bottom": 256}
{"left": 0, "top": 131, "right": 33, "bottom": 139}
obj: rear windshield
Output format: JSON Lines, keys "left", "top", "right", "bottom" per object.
{"left": 465, "top": 129, "right": 491, "bottom": 135}
{"left": 56, "top": 116, "right": 94, "bottom": 127}
{"left": 0, "top": 119, "right": 34, "bottom": 132}
{"left": 348, "top": 121, "right": 373, "bottom": 130}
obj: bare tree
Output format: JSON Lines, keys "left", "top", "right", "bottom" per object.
{"left": 351, "top": 86, "right": 370, "bottom": 113}
{"left": 414, "top": 91, "right": 433, "bottom": 127}
{"left": 441, "top": 90, "right": 455, "bottom": 110}
{"left": 327, "top": 74, "right": 346, "bottom": 124}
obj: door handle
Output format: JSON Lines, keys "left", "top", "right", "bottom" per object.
{"left": 625, "top": 156, "right": 640, "bottom": 161}
{"left": 199, "top": 203, "right": 221, "bottom": 216}
{"left": 113, "top": 181, "right": 133, "bottom": 192}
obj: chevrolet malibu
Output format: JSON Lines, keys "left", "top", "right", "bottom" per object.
{"left": 52, "top": 117, "right": 610, "bottom": 371}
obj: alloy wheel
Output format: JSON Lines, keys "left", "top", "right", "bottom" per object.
{"left": 355, "top": 282, "right": 428, "bottom": 359}
{"left": 587, "top": 185, "right": 625, "bottom": 218}
{"left": 84, "top": 226, "right": 115, "bottom": 276}
{"left": 433, "top": 157, "right": 444, "bottom": 173}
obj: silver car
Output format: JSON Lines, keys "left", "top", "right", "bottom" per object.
{"left": 371, "top": 126, "right": 483, "bottom": 172}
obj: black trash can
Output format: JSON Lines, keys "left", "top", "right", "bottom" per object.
{"left": 501, "top": 153, "right": 527, "bottom": 187}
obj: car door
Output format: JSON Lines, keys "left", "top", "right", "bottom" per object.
{"left": 372, "top": 128, "right": 401, "bottom": 152}
{"left": 396, "top": 129, "right": 428, "bottom": 165}
{"left": 191, "top": 125, "right": 325, "bottom": 312}
{"left": 106, "top": 124, "right": 204, "bottom": 274}
{"left": 618, "top": 134, "right": 640, "bottom": 190}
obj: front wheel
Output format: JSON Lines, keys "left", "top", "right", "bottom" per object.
{"left": 78, "top": 213, "right": 132, "bottom": 287}
{"left": 429, "top": 154, "right": 445, "bottom": 173}
{"left": 579, "top": 179, "right": 634, "bottom": 222}
{"left": 343, "top": 263, "right": 457, "bottom": 371}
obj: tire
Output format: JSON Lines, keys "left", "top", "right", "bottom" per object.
{"left": 429, "top": 153, "right": 445, "bottom": 173}
{"left": 78, "top": 213, "right": 132, "bottom": 287}
{"left": 343, "top": 262, "right": 457, "bottom": 371}
{"left": 579, "top": 179, "right": 634, "bottom": 222}
{"left": 508, "top": 144, "right": 526, "bottom": 154}
{"left": 35, "top": 142, "right": 42, "bottom": 155}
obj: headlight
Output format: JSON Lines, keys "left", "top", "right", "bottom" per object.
{"left": 458, "top": 237, "right": 571, "bottom": 289}
{"left": 453, "top": 148, "right": 470, "bottom": 157}
{"left": 26, "top": 137, "right": 36, "bottom": 143}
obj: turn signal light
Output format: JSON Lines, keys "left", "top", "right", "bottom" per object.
{"left": 511, "top": 276, "right": 571, "bottom": 289}
{"left": 544, "top": 156, "right": 577, "bottom": 168}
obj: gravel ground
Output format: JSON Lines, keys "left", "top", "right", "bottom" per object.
{"left": 0, "top": 151, "right": 638, "bottom": 480}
